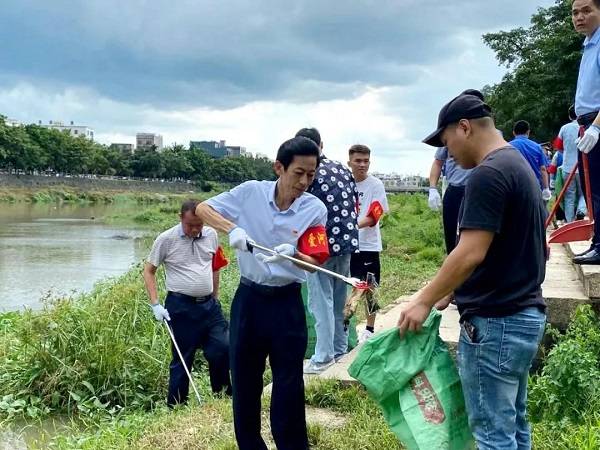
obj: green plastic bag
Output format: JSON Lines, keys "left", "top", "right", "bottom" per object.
{"left": 348, "top": 310, "right": 474, "bottom": 450}
{"left": 302, "top": 283, "right": 357, "bottom": 359}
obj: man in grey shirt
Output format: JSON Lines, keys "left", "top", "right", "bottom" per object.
{"left": 429, "top": 147, "right": 472, "bottom": 254}
{"left": 143, "top": 199, "right": 231, "bottom": 406}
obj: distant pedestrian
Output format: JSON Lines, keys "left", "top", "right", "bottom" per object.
{"left": 556, "top": 105, "right": 587, "bottom": 222}
{"left": 509, "top": 120, "right": 552, "bottom": 201}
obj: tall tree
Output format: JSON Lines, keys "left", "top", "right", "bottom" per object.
{"left": 483, "top": 0, "right": 582, "bottom": 141}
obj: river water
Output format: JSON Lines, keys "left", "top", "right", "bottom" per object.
{"left": 0, "top": 202, "right": 147, "bottom": 312}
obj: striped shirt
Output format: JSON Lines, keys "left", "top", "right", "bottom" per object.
{"left": 147, "top": 223, "right": 218, "bottom": 297}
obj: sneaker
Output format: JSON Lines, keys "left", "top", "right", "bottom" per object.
{"left": 576, "top": 211, "right": 586, "bottom": 220}
{"left": 334, "top": 353, "right": 347, "bottom": 363}
{"left": 303, "top": 359, "right": 335, "bottom": 374}
{"left": 358, "top": 329, "right": 374, "bottom": 344}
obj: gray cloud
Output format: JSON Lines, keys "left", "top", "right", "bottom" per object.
{"left": 0, "top": 0, "right": 551, "bottom": 109}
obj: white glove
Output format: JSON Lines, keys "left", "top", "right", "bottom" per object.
{"left": 577, "top": 125, "right": 600, "bottom": 154}
{"left": 151, "top": 303, "right": 171, "bottom": 322}
{"left": 229, "top": 226, "right": 252, "bottom": 252}
{"left": 256, "top": 243, "right": 296, "bottom": 264}
{"left": 542, "top": 188, "right": 552, "bottom": 201}
{"left": 428, "top": 188, "right": 442, "bottom": 211}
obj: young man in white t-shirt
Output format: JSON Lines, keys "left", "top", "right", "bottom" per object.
{"left": 347, "top": 145, "right": 389, "bottom": 342}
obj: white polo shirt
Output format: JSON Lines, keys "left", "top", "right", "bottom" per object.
{"left": 206, "top": 180, "right": 328, "bottom": 286}
{"left": 147, "top": 224, "right": 218, "bottom": 297}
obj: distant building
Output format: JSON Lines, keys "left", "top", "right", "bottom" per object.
{"left": 136, "top": 133, "right": 163, "bottom": 152}
{"left": 373, "top": 172, "right": 426, "bottom": 191}
{"left": 190, "top": 140, "right": 228, "bottom": 158}
{"left": 5, "top": 118, "right": 22, "bottom": 127}
{"left": 110, "top": 143, "right": 134, "bottom": 155}
{"left": 226, "top": 146, "right": 247, "bottom": 157}
{"left": 42, "top": 120, "right": 94, "bottom": 140}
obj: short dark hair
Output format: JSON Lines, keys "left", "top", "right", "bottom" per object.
{"left": 181, "top": 199, "right": 200, "bottom": 215}
{"left": 348, "top": 144, "right": 371, "bottom": 156}
{"left": 513, "top": 120, "right": 530, "bottom": 135}
{"left": 568, "top": 104, "right": 577, "bottom": 121}
{"left": 276, "top": 136, "right": 321, "bottom": 170}
{"left": 295, "top": 127, "right": 322, "bottom": 147}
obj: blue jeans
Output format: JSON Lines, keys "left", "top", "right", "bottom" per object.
{"left": 457, "top": 306, "right": 546, "bottom": 450}
{"left": 307, "top": 254, "right": 350, "bottom": 364}
{"left": 563, "top": 170, "right": 587, "bottom": 222}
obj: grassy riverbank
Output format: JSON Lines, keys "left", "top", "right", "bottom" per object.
{"left": 1, "top": 191, "right": 599, "bottom": 449}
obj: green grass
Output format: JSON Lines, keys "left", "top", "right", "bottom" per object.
{"left": 0, "top": 192, "right": 437, "bottom": 448}
{"left": 26, "top": 381, "right": 400, "bottom": 450}
{"left": 6, "top": 190, "right": 597, "bottom": 449}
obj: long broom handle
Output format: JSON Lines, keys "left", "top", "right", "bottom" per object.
{"left": 583, "top": 153, "right": 594, "bottom": 219}
{"left": 164, "top": 320, "right": 202, "bottom": 405}
{"left": 545, "top": 163, "right": 579, "bottom": 229}
{"left": 247, "top": 241, "right": 355, "bottom": 285}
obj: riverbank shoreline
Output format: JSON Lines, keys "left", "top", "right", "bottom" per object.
{"left": 0, "top": 173, "right": 199, "bottom": 196}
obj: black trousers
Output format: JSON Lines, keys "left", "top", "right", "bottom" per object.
{"left": 577, "top": 138, "right": 600, "bottom": 250}
{"left": 229, "top": 279, "right": 308, "bottom": 450}
{"left": 442, "top": 184, "right": 465, "bottom": 254}
{"left": 165, "top": 293, "right": 231, "bottom": 406}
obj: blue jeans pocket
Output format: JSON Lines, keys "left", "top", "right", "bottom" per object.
{"left": 499, "top": 320, "right": 544, "bottom": 374}
{"left": 460, "top": 316, "right": 490, "bottom": 345}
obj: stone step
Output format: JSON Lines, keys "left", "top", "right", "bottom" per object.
{"left": 543, "top": 242, "right": 591, "bottom": 329}
{"left": 564, "top": 241, "right": 600, "bottom": 299}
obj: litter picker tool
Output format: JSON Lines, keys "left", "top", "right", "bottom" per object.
{"left": 163, "top": 320, "right": 202, "bottom": 405}
{"left": 343, "top": 271, "right": 381, "bottom": 327}
{"left": 247, "top": 241, "right": 370, "bottom": 289}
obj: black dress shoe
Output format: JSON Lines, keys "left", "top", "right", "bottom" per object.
{"left": 573, "top": 249, "right": 600, "bottom": 265}
{"left": 574, "top": 246, "right": 595, "bottom": 257}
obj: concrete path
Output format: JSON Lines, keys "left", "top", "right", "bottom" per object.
{"left": 543, "top": 242, "right": 590, "bottom": 329}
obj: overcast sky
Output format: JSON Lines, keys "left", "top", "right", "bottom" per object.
{"left": 0, "top": 0, "right": 555, "bottom": 175}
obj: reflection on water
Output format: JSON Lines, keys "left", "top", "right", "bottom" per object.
{"left": 0, "top": 203, "right": 147, "bottom": 311}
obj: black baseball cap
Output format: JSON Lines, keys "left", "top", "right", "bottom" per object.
{"left": 422, "top": 94, "right": 493, "bottom": 147}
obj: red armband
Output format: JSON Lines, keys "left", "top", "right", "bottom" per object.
{"left": 298, "top": 225, "right": 330, "bottom": 264}
{"left": 553, "top": 136, "right": 563, "bottom": 151}
{"left": 366, "top": 201, "right": 384, "bottom": 223}
{"left": 212, "top": 246, "right": 229, "bottom": 271}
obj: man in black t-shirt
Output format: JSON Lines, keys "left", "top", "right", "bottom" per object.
{"left": 397, "top": 93, "right": 547, "bottom": 450}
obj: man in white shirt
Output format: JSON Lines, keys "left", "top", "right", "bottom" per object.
{"left": 143, "top": 199, "right": 231, "bottom": 406}
{"left": 347, "top": 144, "right": 389, "bottom": 342}
{"left": 195, "top": 136, "right": 329, "bottom": 450}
